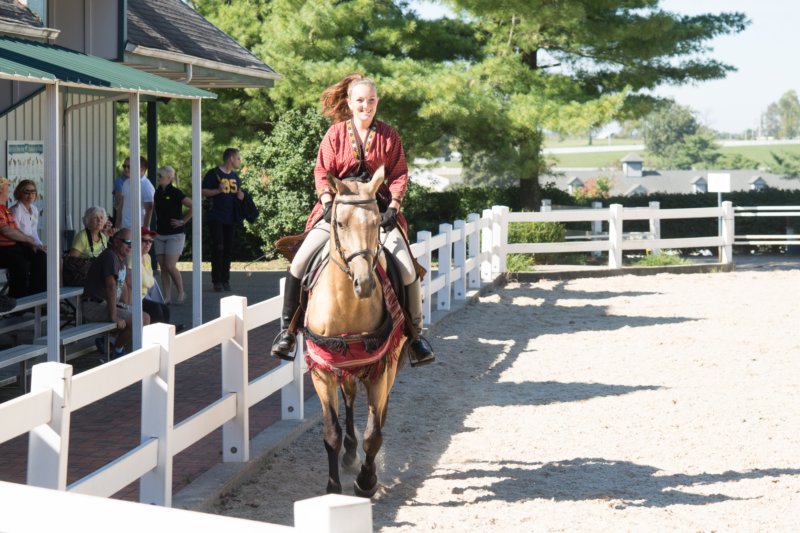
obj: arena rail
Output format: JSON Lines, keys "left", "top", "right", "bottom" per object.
{"left": 0, "top": 200, "right": 738, "bottom": 527}
{"left": 415, "top": 202, "right": 735, "bottom": 324}
{"left": 0, "top": 293, "right": 307, "bottom": 509}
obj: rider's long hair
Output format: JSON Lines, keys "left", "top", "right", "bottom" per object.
{"left": 320, "top": 73, "right": 379, "bottom": 123}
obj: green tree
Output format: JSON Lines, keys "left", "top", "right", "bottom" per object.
{"left": 771, "top": 151, "right": 800, "bottom": 179}
{"left": 191, "top": 0, "right": 747, "bottom": 210}
{"left": 239, "top": 109, "right": 329, "bottom": 257}
{"left": 643, "top": 102, "right": 699, "bottom": 159}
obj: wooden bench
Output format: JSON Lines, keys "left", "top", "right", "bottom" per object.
{"left": 35, "top": 322, "right": 118, "bottom": 363}
{"left": 0, "top": 344, "right": 48, "bottom": 392}
{"left": 0, "top": 287, "right": 84, "bottom": 339}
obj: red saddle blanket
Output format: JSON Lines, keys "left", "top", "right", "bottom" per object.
{"left": 305, "top": 264, "right": 405, "bottom": 379}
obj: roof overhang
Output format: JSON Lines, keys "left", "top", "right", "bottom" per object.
{"left": 124, "top": 44, "right": 279, "bottom": 89}
{"left": 0, "top": 20, "right": 60, "bottom": 40}
{"left": 0, "top": 36, "right": 216, "bottom": 99}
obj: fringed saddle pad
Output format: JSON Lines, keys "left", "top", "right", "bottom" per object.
{"left": 305, "top": 265, "right": 405, "bottom": 380}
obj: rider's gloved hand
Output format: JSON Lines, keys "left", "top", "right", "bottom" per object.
{"left": 322, "top": 202, "right": 333, "bottom": 223}
{"left": 380, "top": 207, "right": 398, "bottom": 231}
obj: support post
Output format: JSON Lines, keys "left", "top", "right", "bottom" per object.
{"left": 480, "top": 209, "right": 493, "bottom": 282}
{"left": 467, "top": 213, "right": 481, "bottom": 289}
{"left": 294, "top": 494, "right": 372, "bottom": 533}
{"left": 608, "top": 204, "right": 623, "bottom": 269}
{"left": 453, "top": 219, "right": 466, "bottom": 300}
{"left": 721, "top": 201, "right": 734, "bottom": 265}
{"left": 191, "top": 99, "right": 203, "bottom": 327}
{"left": 221, "top": 296, "right": 249, "bottom": 461}
{"left": 129, "top": 93, "right": 143, "bottom": 350}
{"left": 279, "top": 276, "right": 304, "bottom": 420}
{"left": 140, "top": 323, "right": 176, "bottom": 506}
{"left": 648, "top": 201, "right": 661, "bottom": 256}
{"left": 492, "top": 206, "right": 509, "bottom": 275}
{"left": 44, "top": 83, "right": 61, "bottom": 362}
{"left": 438, "top": 223, "right": 452, "bottom": 311}
{"left": 27, "top": 362, "right": 73, "bottom": 490}
{"left": 416, "top": 231, "right": 432, "bottom": 326}
{"left": 591, "top": 201, "right": 602, "bottom": 258}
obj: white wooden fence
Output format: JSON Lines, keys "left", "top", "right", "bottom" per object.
{"left": 734, "top": 205, "right": 800, "bottom": 246}
{"left": 0, "top": 200, "right": 742, "bottom": 528}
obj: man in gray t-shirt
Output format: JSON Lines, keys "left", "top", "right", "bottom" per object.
{"left": 83, "top": 228, "right": 149, "bottom": 353}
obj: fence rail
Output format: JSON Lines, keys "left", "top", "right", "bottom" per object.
{"left": 734, "top": 205, "right": 800, "bottom": 246}
{"left": 0, "top": 199, "right": 786, "bottom": 530}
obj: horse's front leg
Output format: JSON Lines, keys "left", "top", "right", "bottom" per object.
{"left": 354, "top": 375, "right": 391, "bottom": 498}
{"left": 340, "top": 377, "right": 359, "bottom": 468}
{"left": 311, "top": 369, "right": 343, "bottom": 494}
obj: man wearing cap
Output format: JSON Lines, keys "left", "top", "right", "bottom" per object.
{"left": 0, "top": 176, "right": 46, "bottom": 302}
{"left": 83, "top": 228, "right": 150, "bottom": 358}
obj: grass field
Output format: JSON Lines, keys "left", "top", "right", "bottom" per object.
{"left": 549, "top": 143, "right": 800, "bottom": 169}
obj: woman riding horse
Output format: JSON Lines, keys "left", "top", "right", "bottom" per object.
{"left": 271, "top": 73, "right": 435, "bottom": 367}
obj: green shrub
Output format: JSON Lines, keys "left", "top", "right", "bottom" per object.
{"left": 240, "top": 109, "right": 328, "bottom": 258}
{"left": 507, "top": 220, "right": 566, "bottom": 269}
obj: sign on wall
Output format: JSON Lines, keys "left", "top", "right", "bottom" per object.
{"left": 6, "top": 140, "right": 46, "bottom": 237}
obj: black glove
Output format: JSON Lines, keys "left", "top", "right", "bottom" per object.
{"left": 322, "top": 202, "right": 333, "bottom": 223}
{"left": 380, "top": 207, "right": 398, "bottom": 231}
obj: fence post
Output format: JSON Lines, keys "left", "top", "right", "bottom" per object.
{"left": 438, "top": 223, "right": 453, "bottom": 311}
{"left": 480, "top": 209, "right": 493, "bottom": 282}
{"left": 466, "top": 213, "right": 480, "bottom": 289}
{"left": 27, "top": 362, "right": 72, "bottom": 491}
{"left": 416, "top": 230, "right": 433, "bottom": 326}
{"left": 648, "top": 201, "right": 661, "bottom": 256}
{"left": 140, "top": 323, "right": 176, "bottom": 506}
{"left": 453, "top": 220, "right": 466, "bottom": 300}
{"left": 277, "top": 276, "right": 305, "bottom": 420}
{"left": 492, "top": 206, "right": 509, "bottom": 275}
{"left": 721, "top": 201, "right": 734, "bottom": 264}
{"left": 282, "top": 332, "right": 305, "bottom": 421}
{"left": 591, "top": 201, "right": 603, "bottom": 257}
{"left": 608, "top": 204, "right": 623, "bottom": 269}
{"left": 294, "top": 494, "right": 372, "bottom": 533}
{"left": 541, "top": 199, "right": 552, "bottom": 212}
{"left": 221, "top": 296, "right": 250, "bottom": 462}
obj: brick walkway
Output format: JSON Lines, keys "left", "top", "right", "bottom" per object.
{"left": 0, "top": 271, "right": 314, "bottom": 501}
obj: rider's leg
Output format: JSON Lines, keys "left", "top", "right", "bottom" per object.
{"left": 271, "top": 222, "right": 330, "bottom": 360}
{"left": 384, "top": 227, "right": 435, "bottom": 366}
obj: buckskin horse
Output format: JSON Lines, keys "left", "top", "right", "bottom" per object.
{"left": 303, "top": 166, "right": 408, "bottom": 497}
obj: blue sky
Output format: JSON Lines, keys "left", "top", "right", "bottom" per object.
{"left": 411, "top": 1, "right": 794, "bottom": 134}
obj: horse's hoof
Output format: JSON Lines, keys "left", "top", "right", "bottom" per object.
{"left": 353, "top": 478, "right": 379, "bottom": 498}
{"left": 341, "top": 451, "right": 358, "bottom": 469}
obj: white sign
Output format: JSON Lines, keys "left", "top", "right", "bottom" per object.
{"left": 707, "top": 173, "right": 731, "bottom": 193}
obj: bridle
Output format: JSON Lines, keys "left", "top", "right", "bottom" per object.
{"left": 330, "top": 197, "right": 382, "bottom": 279}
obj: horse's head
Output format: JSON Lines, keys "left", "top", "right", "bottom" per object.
{"left": 327, "top": 166, "right": 385, "bottom": 299}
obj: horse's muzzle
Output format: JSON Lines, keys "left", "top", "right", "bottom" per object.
{"left": 353, "top": 274, "right": 376, "bottom": 299}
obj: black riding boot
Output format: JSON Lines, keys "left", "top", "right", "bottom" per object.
{"left": 271, "top": 274, "right": 302, "bottom": 361}
{"left": 406, "top": 278, "right": 435, "bottom": 367}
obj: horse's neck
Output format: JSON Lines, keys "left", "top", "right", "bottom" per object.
{"left": 307, "top": 258, "right": 384, "bottom": 337}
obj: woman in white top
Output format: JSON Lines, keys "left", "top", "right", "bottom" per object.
{"left": 10, "top": 179, "right": 42, "bottom": 247}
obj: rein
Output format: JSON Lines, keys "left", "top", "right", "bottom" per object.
{"left": 330, "top": 197, "right": 382, "bottom": 279}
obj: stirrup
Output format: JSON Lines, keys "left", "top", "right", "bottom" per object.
{"left": 408, "top": 336, "right": 435, "bottom": 367}
{"left": 271, "top": 329, "right": 297, "bottom": 361}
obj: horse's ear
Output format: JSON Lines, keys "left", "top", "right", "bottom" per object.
{"left": 327, "top": 172, "right": 345, "bottom": 195}
{"left": 367, "top": 165, "right": 385, "bottom": 196}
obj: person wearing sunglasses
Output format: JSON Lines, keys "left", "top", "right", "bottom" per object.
{"left": 10, "top": 179, "right": 43, "bottom": 249}
{"left": 134, "top": 226, "right": 170, "bottom": 325}
{"left": 82, "top": 227, "right": 150, "bottom": 358}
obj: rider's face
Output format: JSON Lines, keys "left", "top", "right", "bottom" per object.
{"left": 348, "top": 84, "right": 379, "bottom": 124}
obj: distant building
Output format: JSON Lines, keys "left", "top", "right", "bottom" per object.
{"left": 544, "top": 153, "right": 795, "bottom": 197}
